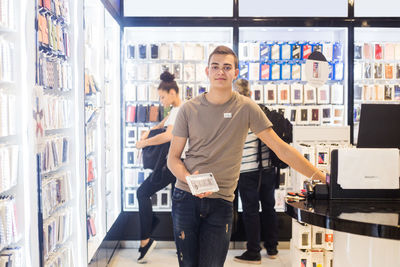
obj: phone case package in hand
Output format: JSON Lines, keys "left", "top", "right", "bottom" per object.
{"left": 186, "top": 173, "right": 219, "bottom": 195}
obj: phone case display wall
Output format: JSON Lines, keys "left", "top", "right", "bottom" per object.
{"left": 0, "top": 0, "right": 23, "bottom": 264}
{"left": 35, "top": 0, "right": 77, "bottom": 266}
{"left": 103, "top": 10, "right": 121, "bottom": 232}
{"left": 288, "top": 126, "right": 349, "bottom": 267}
{"left": 353, "top": 28, "right": 400, "bottom": 143}
{"left": 239, "top": 27, "right": 347, "bottom": 127}
{"left": 291, "top": 126, "right": 350, "bottom": 191}
{"left": 84, "top": 0, "right": 109, "bottom": 262}
{"left": 290, "top": 219, "right": 333, "bottom": 267}
{"left": 123, "top": 27, "right": 233, "bottom": 211}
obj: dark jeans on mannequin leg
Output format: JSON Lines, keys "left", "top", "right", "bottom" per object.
{"left": 137, "top": 166, "right": 176, "bottom": 240}
{"left": 238, "top": 168, "right": 278, "bottom": 253}
{"left": 172, "top": 188, "right": 233, "bottom": 267}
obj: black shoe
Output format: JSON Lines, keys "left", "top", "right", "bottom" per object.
{"left": 233, "top": 251, "right": 261, "bottom": 265}
{"left": 137, "top": 238, "right": 157, "bottom": 263}
{"left": 266, "top": 247, "right": 278, "bottom": 259}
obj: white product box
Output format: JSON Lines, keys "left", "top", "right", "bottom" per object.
{"left": 324, "top": 250, "right": 334, "bottom": 267}
{"left": 158, "top": 189, "right": 171, "bottom": 209}
{"left": 291, "top": 245, "right": 312, "bottom": 267}
{"left": 310, "top": 249, "right": 324, "bottom": 267}
{"left": 311, "top": 225, "right": 326, "bottom": 249}
{"left": 125, "top": 189, "right": 138, "bottom": 208}
{"left": 251, "top": 83, "right": 264, "bottom": 104}
{"left": 274, "top": 188, "right": 286, "bottom": 212}
{"left": 292, "top": 219, "right": 312, "bottom": 250}
{"left": 325, "top": 228, "right": 334, "bottom": 251}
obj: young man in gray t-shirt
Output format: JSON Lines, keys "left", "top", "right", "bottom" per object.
{"left": 168, "top": 46, "right": 325, "bottom": 267}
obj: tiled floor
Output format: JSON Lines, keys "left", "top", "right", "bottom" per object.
{"left": 109, "top": 248, "right": 291, "bottom": 267}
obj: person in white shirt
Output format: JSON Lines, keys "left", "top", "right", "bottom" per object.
{"left": 233, "top": 78, "right": 279, "bottom": 265}
{"left": 135, "top": 71, "right": 181, "bottom": 263}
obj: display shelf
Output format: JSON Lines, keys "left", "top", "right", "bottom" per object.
{"left": 0, "top": 80, "right": 15, "bottom": 85}
{"left": 0, "top": 0, "right": 30, "bottom": 265}
{"left": 238, "top": 27, "right": 348, "bottom": 127}
{"left": 34, "top": 0, "right": 87, "bottom": 266}
{"left": 353, "top": 27, "right": 400, "bottom": 144}
{"left": 84, "top": 0, "right": 124, "bottom": 262}
{"left": 103, "top": 6, "right": 122, "bottom": 226}
{"left": 235, "top": 27, "right": 348, "bottom": 212}
{"left": 122, "top": 27, "right": 233, "bottom": 211}
{"left": 0, "top": 28, "right": 16, "bottom": 33}
{"left": 88, "top": 238, "right": 102, "bottom": 263}
{"left": 289, "top": 126, "right": 351, "bottom": 264}
{"left": 0, "top": 135, "right": 17, "bottom": 142}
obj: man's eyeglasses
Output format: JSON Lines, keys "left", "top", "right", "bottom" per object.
{"left": 209, "top": 65, "right": 234, "bottom": 72}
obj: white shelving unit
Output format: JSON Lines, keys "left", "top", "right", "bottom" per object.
{"left": 34, "top": 0, "right": 86, "bottom": 266}
{"left": 0, "top": 0, "right": 31, "bottom": 266}
{"left": 122, "top": 27, "right": 233, "bottom": 211}
{"left": 104, "top": 9, "right": 122, "bottom": 231}
{"left": 85, "top": 0, "right": 122, "bottom": 262}
{"left": 236, "top": 27, "right": 349, "bottom": 211}
{"left": 291, "top": 125, "right": 351, "bottom": 191}
{"left": 289, "top": 125, "right": 350, "bottom": 267}
{"left": 84, "top": 0, "right": 106, "bottom": 261}
{"left": 238, "top": 27, "right": 348, "bottom": 127}
{"left": 353, "top": 27, "right": 400, "bottom": 144}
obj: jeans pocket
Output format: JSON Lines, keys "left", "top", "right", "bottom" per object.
{"left": 172, "top": 188, "right": 188, "bottom": 202}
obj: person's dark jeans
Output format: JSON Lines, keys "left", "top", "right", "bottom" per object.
{"left": 137, "top": 165, "right": 176, "bottom": 240}
{"left": 238, "top": 168, "right": 278, "bottom": 253}
{"left": 172, "top": 188, "right": 233, "bottom": 267}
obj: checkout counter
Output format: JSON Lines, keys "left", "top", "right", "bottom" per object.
{"left": 286, "top": 199, "right": 400, "bottom": 266}
{"left": 286, "top": 144, "right": 400, "bottom": 266}
{"left": 286, "top": 59, "right": 400, "bottom": 266}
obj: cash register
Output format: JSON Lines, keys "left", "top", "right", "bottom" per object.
{"left": 328, "top": 104, "right": 400, "bottom": 199}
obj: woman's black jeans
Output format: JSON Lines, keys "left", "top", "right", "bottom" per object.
{"left": 137, "top": 165, "right": 176, "bottom": 240}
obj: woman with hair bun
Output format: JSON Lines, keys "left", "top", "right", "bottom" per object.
{"left": 135, "top": 70, "right": 181, "bottom": 263}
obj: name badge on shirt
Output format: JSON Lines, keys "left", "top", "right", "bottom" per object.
{"left": 224, "top": 113, "right": 232, "bottom": 119}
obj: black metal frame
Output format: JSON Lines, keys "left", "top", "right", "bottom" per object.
{"left": 36, "top": 154, "right": 44, "bottom": 267}
{"left": 101, "top": 0, "right": 122, "bottom": 24}
{"left": 99, "top": 0, "right": 400, "bottom": 241}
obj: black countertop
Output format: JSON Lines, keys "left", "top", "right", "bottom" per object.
{"left": 285, "top": 199, "right": 400, "bottom": 240}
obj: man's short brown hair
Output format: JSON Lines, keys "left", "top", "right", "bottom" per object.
{"left": 208, "top": 45, "right": 238, "bottom": 69}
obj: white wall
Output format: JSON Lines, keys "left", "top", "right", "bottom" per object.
{"left": 239, "top": 0, "right": 348, "bottom": 17}
{"left": 124, "top": 0, "right": 233, "bottom": 17}
{"left": 355, "top": 0, "right": 400, "bottom": 17}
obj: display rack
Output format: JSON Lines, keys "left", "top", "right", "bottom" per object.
{"left": 84, "top": 0, "right": 109, "bottom": 262}
{"left": 34, "top": 0, "right": 79, "bottom": 266}
{"left": 353, "top": 27, "right": 400, "bottom": 143}
{"left": 289, "top": 125, "right": 350, "bottom": 267}
{"left": 291, "top": 125, "right": 351, "bottom": 191}
{"left": 104, "top": 8, "right": 122, "bottom": 232}
{"left": 34, "top": 0, "right": 87, "bottom": 266}
{"left": 234, "top": 27, "right": 348, "bottom": 213}
{"left": 0, "top": 0, "right": 24, "bottom": 265}
{"left": 122, "top": 27, "right": 233, "bottom": 211}
{"left": 238, "top": 27, "right": 348, "bottom": 127}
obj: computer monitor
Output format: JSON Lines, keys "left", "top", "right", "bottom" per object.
{"left": 357, "top": 104, "right": 400, "bottom": 149}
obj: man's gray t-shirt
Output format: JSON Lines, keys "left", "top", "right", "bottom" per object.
{"left": 172, "top": 91, "right": 273, "bottom": 202}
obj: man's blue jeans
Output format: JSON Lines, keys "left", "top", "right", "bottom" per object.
{"left": 171, "top": 188, "right": 233, "bottom": 267}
